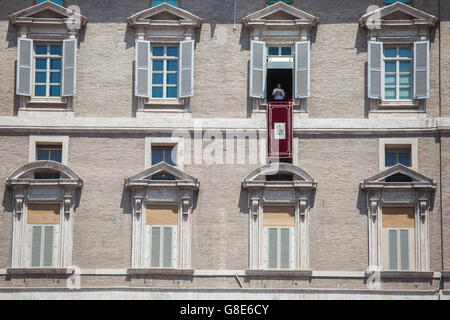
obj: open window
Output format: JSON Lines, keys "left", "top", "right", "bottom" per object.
{"left": 243, "top": 2, "right": 317, "bottom": 113}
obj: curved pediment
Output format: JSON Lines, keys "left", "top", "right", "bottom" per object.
{"left": 9, "top": 1, "right": 87, "bottom": 27}
{"left": 243, "top": 163, "right": 316, "bottom": 189}
{"left": 361, "top": 164, "right": 436, "bottom": 189}
{"left": 128, "top": 3, "right": 202, "bottom": 28}
{"left": 360, "top": 2, "right": 437, "bottom": 28}
{"left": 125, "top": 162, "right": 199, "bottom": 189}
{"left": 242, "top": 2, "right": 319, "bottom": 27}
{"left": 6, "top": 160, "right": 83, "bottom": 187}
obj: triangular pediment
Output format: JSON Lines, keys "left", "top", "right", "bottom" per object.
{"left": 361, "top": 164, "right": 436, "bottom": 188}
{"left": 128, "top": 3, "right": 202, "bottom": 27}
{"left": 9, "top": 1, "right": 87, "bottom": 26}
{"left": 360, "top": 2, "right": 437, "bottom": 27}
{"left": 243, "top": 2, "right": 318, "bottom": 25}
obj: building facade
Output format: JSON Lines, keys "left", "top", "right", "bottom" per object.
{"left": 0, "top": 0, "right": 449, "bottom": 299}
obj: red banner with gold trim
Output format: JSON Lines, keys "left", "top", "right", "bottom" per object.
{"left": 267, "top": 100, "right": 293, "bottom": 158}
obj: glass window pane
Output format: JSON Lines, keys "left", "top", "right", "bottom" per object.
{"left": 167, "top": 73, "right": 178, "bottom": 85}
{"left": 166, "top": 0, "right": 178, "bottom": 6}
{"left": 37, "top": 149, "right": 49, "bottom": 160}
{"left": 399, "top": 61, "right": 411, "bottom": 73}
{"left": 35, "top": 85, "right": 46, "bottom": 96}
{"left": 152, "top": 86, "right": 163, "bottom": 98}
{"left": 152, "top": 47, "right": 164, "bottom": 57}
{"left": 399, "top": 75, "right": 411, "bottom": 86}
{"left": 398, "top": 152, "right": 411, "bottom": 166}
{"left": 385, "top": 88, "right": 396, "bottom": 100}
{"left": 167, "top": 47, "right": 178, "bottom": 57}
{"left": 385, "top": 152, "right": 397, "bottom": 167}
{"left": 281, "top": 47, "right": 292, "bottom": 56}
{"left": 152, "top": 73, "right": 163, "bottom": 85}
{"left": 153, "top": 60, "right": 163, "bottom": 71}
{"left": 152, "top": 149, "right": 164, "bottom": 165}
{"left": 50, "top": 59, "right": 61, "bottom": 70}
{"left": 385, "top": 74, "right": 396, "bottom": 86}
{"left": 35, "top": 45, "right": 47, "bottom": 55}
{"left": 167, "top": 60, "right": 178, "bottom": 71}
{"left": 399, "top": 47, "right": 411, "bottom": 58}
{"left": 50, "top": 85, "right": 61, "bottom": 97}
{"left": 36, "top": 59, "right": 47, "bottom": 70}
{"left": 166, "top": 86, "right": 177, "bottom": 98}
{"left": 165, "top": 149, "right": 176, "bottom": 165}
{"left": 50, "top": 45, "right": 62, "bottom": 55}
{"left": 399, "top": 87, "right": 411, "bottom": 100}
{"left": 384, "top": 47, "right": 397, "bottom": 58}
{"left": 35, "top": 72, "right": 47, "bottom": 83}
{"left": 385, "top": 61, "right": 396, "bottom": 73}
{"left": 50, "top": 150, "right": 62, "bottom": 163}
{"left": 268, "top": 47, "right": 278, "bottom": 55}
{"left": 50, "top": 72, "right": 61, "bottom": 83}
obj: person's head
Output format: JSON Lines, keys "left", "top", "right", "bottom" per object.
{"left": 277, "top": 83, "right": 281, "bottom": 89}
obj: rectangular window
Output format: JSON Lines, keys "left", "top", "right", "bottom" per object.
{"left": 151, "top": 146, "right": 176, "bottom": 166}
{"left": 34, "top": 43, "right": 62, "bottom": 97}
{"left": 384, "top": 0, "right": 411, "bottom": 5}
{"left": 382, "top": 207, "right": 415, "bottom": 271}
{"left": 263, "top": 206, "right": 295, "bottom": 269}
{"left": 268, "top": 46, "right": 293, "bottom": 56}
{"left": 36, "top": 144, "right": 63, "bottom": 163}
{"left": 383, "top": 46, "right": 412, "bottom": 100}
{"left": 151, "top": 45, "right": 179, "bottom": 98}
{"left": 146, "top": 205, "right": 178, "bottom": 268}
{"left": 152, "top": 0, "right": 178, "bottom": 6}
{"left": 385, "top": 145, "right": 411, "bottom": 167}
{"left": 37, "top": 0, "right": 63, "bottom": 5}
{"left": 27, "top": 204, "right": 60, "bottom": 267}
{"left": 266, "top": 0, "right": 293, "bottom": 6}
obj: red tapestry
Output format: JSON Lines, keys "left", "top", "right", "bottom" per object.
{"left": 267, "top": 100, "right": 293, "bottom": 158}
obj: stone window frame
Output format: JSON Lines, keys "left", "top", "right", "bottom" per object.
{"left": 6, "top": 161, "right": 83, "bottom": 274}
{"left": 125, "top": 162, "right": 199, "bottom": 273}
{"left": 145, "top": 136, "right": 184, "bottom": 171}
{"left": 242, "top": 163, "right": 317, "bottom": 273}
{"left": 360, "top": 2, "right": 437, "bottom": 115}
{"left": 127, "top": 3, "right": 202, "bottom": 117}
{"left": 360, "top": 164, "right": 436, "bottom": 273}
{"left": 242, "top": 2, "right": 319, "bottom": 116}
{"left": 29, "top": 135, "right": 69, "bottom": 165}
{"left": 9, "top": 1, "right": 87, "bottom": 115}
{"left": 379, "top": 138, "right": 418, "bottom": 171}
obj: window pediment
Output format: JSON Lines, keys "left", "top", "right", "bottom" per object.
{"left": 360, "top": 164, "right": 436, "bottom": 190}
{"left": 9, "top": 1, "right": 88, "bottom": 29}
{"left": 127, "top": 3, "right": 202, "bottom": 29}
{"left": 360, "top": 2, "right": 437, "bottom": 30}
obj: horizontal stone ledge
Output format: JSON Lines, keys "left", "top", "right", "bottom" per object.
{"left": 364, "top": 271, "right": 435, "bottom": 279}
{"left": 6, "top": 268, "right": 75, "bottom": 276}
{"left": 245, "top": 269, "right": 313, "bottom": 277}
{"left": 127, "top": 268, "right": 195, "bottom": 276}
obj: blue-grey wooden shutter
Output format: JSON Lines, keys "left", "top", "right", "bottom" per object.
{"left": 414, "top": 41, "right": 430, "bottom": 99}
{"left": 268, "top": 228, "right": 278, "bottom": 269}
{"left": 31, "top": 226, "right": 42, "bottom": 267}
{"left": 163, "top": 227, "right": 172, "bottom": 267}
{"left": 294, "top": 41, "right": 310, "bottom": 98}
{"left": 135, "top": 40, "right": 150, "bottom": 98}
{"left": 43, "top": 226, "right": 54, "bottom": 267}
{"left": 150, "top": 226, "right": 161, "bottom": 267}
{"left": 368, "top": 41, "right": 383, "bottom": 99}
{"left": 16, "top": 38, "right": 33, "bottom": 96}
{"left": 62, "top": 38, "right": 77, "bottom": 96}
{"left": 280, "top": 228, "right": 290, "bottom": 269}
{"left": 179, "top": 40, "right": 194, "bottom": 97}
{"left": 400, "top": 230, "right": 410, "bottom": 270}
{"left": 388, "top": 229, "right": 398, "bottom": 270}
{"left": 250, "top": 40, "right": 266, "bottom": 98}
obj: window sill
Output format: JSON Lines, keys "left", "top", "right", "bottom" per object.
{"left": 145, "top": 98, "right": 185, "bottom": 108}
{"left": 127, "top": 268, "right": 195, "bottom": 276}
{"left": 245, "top": 269, "right": 312, "bottom": 277}
{"left": 27, "top": 97, "right": 68, "bottom": 105}
{"left": 378, "top": 100, "right": 419, "bottom": 109}
{"left": 6, "top": 268, "right": 74, "bottom": 276}
{"left": 364, "top": 270, "right": 435, "bottom": 279}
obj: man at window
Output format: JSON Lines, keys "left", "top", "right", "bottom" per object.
{"left": 272, "top": 84, "right": 286, "bottom": 101}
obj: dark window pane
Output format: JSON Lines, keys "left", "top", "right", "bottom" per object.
{"left": 386, "top": 173, "right": 412, "bottom": 182}
{"left": 35, "top": 172, "right": 60, "bottom": 179}
{"left": 50, "top": 45, "right": 62, "bottom": 55}
{"left": 152, "top": 149, "right": 164, "bottom": 165}
{"left": 35, "top": 45, "right": 47, "bottom": 55}
{"left": 398, "top": 152, "right": 411, "bottom": 166}
{"left": 37, "top": 149, "right": 49, "bottom": 160}
{"left": 165, "top": 149, "right": 176, "bottom": 165}
{"left": 385, "top": 152, "right": 397, "bottom": 167}
{"left": 151, "top": 173, "right": 176, "bottom": 180}
{"left": 50, "top": 150, "right": 62, "bottom": 163}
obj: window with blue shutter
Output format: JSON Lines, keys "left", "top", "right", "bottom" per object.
{"left": 36, "top": 0, "right": 64, "bottom": 6}
{"left": 152, "top": 0, "right": 178, "bottom": 7}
